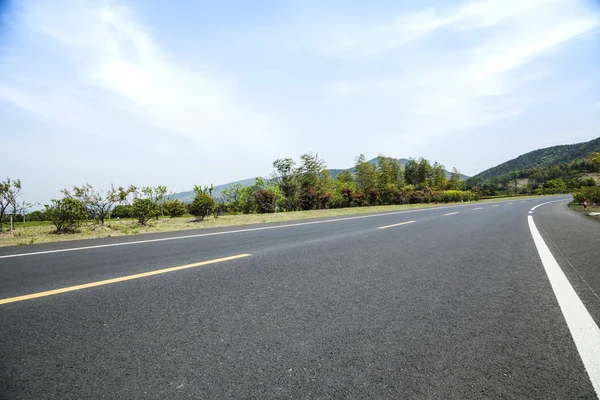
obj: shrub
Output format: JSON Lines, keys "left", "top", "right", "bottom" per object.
{"left": 190, "top": 193, "right": 214, "bottom": 221}
{"left": 45, "top": 198, "right": 87, "bottom": 234}
{"left": 25, "top": 210, "right": 47, "bottom": 221}
{"left": 163, "top": 199, "right": 187, "bottom": 218}
{"left": 574, "top": 186, "right": 600, "bottom": 205}
{"left": 255, "top": 189, "right": 275, "bottom": 213}
{"left": 300, "top": 187, "right": 318, "bottom": 210}
{"left": 112, "top": 204, "right": 133, "bottom": 219}
{"left": 132, "top": 198, "right": 159, "bottom": 225}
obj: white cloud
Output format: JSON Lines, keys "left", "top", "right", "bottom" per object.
{"left": 321, "top": 0, "right": 600, "bottom": 148}
{"left": 1, "top": 0, "right": 281, "bottom": 152}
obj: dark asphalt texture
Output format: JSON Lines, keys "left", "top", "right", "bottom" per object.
{"left": 0, "top": 196, "right": 598, "bottom": 399}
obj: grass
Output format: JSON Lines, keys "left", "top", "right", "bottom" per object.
{"left": 568, "top": 202, "right": 600, "bottom": 221}
{"left": 0, "top": 194, "right": 559, "bottom": 248}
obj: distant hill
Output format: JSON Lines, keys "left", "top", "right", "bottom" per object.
{"left": 172, "top": 157, "right": 467, "bottom": 203}
{"left": 172, "top": 177, "right": 257, "bottom": 204}
{"left": 470, "top": 136, "right": 600, "bottom": 183}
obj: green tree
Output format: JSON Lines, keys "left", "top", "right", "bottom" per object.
{"left": 447, "top": 167, "right": 464, "bottom": 190}
{"left": 430, "top": 162, "right": 447, "bottom": 190}
{"left": 272, "top": 157, "right": 299, "bottom": 211}
{"left": 62, "top": 183, "right": 135, "bottom": 225}
{"left": 190, "top": 188, "right": 215, "bottom": 221}
{"left": 354, "top": 155, "right": 379, "bottom": 194}
{"left": 416, "top": 158, "right": 432, "bottom": 187}
{"left": 132, "top": 198, "right": 159, "bottom": 225}
{"left": 404, "top": 158, "right": 418, "bottom": 186}
{"left": 592, "top": 152, "right": 600, "bottom": 172}
{"left": 0, "top": 178, "right": 22, "bottom": 232}
{"left": 142, "top": 185, "right": 173, "bottom": 219}
{"left": 163, "top": 199, "right": 188, "bottom": 218}
{"left": 112, "top": 204, "right": 133, "bottom": 219}
{"left": 45, "top": 197, "right": 87, "bottom": 234}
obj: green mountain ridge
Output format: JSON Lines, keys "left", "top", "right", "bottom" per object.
{"left": 469, "top": 136, "right": 600, "bottom": 184}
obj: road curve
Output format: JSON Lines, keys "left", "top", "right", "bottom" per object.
{"left": 1, "top": 196, "right": 599, "bottom": 399}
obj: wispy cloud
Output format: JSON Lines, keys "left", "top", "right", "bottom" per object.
{"left": 0, "top": 0, "right": 280, "bottom": 152}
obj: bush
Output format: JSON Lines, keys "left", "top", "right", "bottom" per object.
{"left": 132, "top": 198, "right": 159, "bottom": 225}
{"left": 112, "top": 204, "right": 132, "bottom": 219}
{"left": 163, "top": 200, "right": 188, "bottom": 218}
{"left": 190, "top": 193, "right": 214, "bottom": 221}
{"left": 255, "top": 189, "right": 275, "bottom": 213}
{"left": 574, "top": 186, "right": 600, "bottom": 205}
{"left": 45, "top": 198, "right": 87, "bottom": 234}
{"left": 300, "top": 187, "right": 318, "bottom": 210}
{"left": 25, "top": 210, "right": 47, "bottom": 221}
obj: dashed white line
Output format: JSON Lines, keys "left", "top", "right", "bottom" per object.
{"left": 377, "top": 220, "right": 416, "bottom": 230}
{"left": 444, "top": 212, "right": 460, "bottom": 216}
{"left": 473, "top": 207, "right": 483, "bottom": 211}
{"left": 492, "top": 205, "right": 500, "bottom": 207}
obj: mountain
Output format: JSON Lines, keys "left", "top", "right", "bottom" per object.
{"left": 172, "top": 177, "right": 257, "bottom": 204}
{"left": 172, "top": 157, "right": 467, "bottom": 203}
{"left": 469, "top": 136, "right": 600, "bottom": 183}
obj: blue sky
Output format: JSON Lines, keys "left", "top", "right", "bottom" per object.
{"left": 1, "top": 0, "right": 599, "bottom": 204}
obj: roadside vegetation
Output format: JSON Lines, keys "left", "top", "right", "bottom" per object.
{"left": 569, "top": 186, "right": 600, "bottom": 221}
{"left": 1, "top": 151, "right": 598, "bottom": 247}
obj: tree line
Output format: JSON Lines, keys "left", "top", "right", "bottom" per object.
{"left": 3, "top": 152, "right": 598, "bottom": 234}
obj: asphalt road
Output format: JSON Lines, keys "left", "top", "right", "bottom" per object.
{"left": 1, "top": 196, "right": 599, "bottom": 399}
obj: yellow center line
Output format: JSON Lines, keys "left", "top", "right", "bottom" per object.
{"left": 444, "top": 212, "right": 460, "bottom": 216}
{"left": 0, "top": 254, "right": 252, "bottom": 305}
{"left": 377, "top": 220, "right": 416, "bottom": 230}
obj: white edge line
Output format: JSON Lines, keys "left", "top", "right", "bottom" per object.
{"left": 528, "top": 215, "right": 600, "bottom": 396}
{"left": 0, "top": 197, "right": 566, "bottom": 259}
{"left": 530, "top": 198, "right": 567, "bottom": 212}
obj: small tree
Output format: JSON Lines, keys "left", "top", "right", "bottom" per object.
{"left": 255, "top": 189, "right": 275, "bottom": 213}
{"left": 132, "top": 198, "right": 159, "bottom": 225}
{"left": 0, "top": 178, "right": 22, "bottom": 232}
{"left": 190, "top": 193, "right": 214, "bottom": 221}
{"left": 141, "top": 186, "right": 173, "bottom": 219}
{"left": 45, "top": 198, "right": 87, "bottom": 234}
{"left": 62, "top": 183, "right": 135, "bottom": 225}
{"left": 163, "top": 199, "right": 188, "bottom": 218}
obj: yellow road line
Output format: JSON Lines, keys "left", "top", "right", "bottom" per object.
{"left": 377, "top": 220, "right": 416, "bottom": 230}
{"left": 0, "top": 254, "right": 252, "bottom": 305}
{"left": 444, "top": 212, "right": 460, "bottom": 216}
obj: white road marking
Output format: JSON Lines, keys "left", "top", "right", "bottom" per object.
{"left": 492, "top": 205, "right": 500, "bottom": 207}
{"left": 530, "top": 199, "right": 566, "bottom": 212}
{"left": 528, "top": 215, "right": 600, "bottom": 396}
{"left": 0, "top": 203, "right": 491, "bottom": 259}
{"left": 444, "top": 212, "right": 460, "bottom": 216}
{"left": 473, "top": 207, "right": 483, "bottom": 210}
{"left": 377, "top": 220, "right": 416, "bottom": 230}
{"left": 0, "top": 197, "right": 569, "bottom": 260}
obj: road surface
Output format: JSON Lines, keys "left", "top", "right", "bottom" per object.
{"left": 1, "top": 196, "right": 599, "bottom": 399}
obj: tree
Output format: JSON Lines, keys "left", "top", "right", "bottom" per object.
{"left": 447, "top": 167, "right": 464, "bottom": 190}
{"left": 404, "top": 158, "right": 418, "bottom": 186}
{"left": 112, "top": 204, "right": 133, "bottom": 219}
{"left": 297, "top": 153, "right": 326, "bottom": 189}
{"left": 222, "top": 184, "right": 244, "bottom": 213}
{"left": 0, "top": 178, "right": 22, "bottom": 232}
{"left": 254, "top": 189, "right": 275, "bottom": 213}
{"left": 272, "top": 157, "right": 299, "bottom": 211}
{"left": 163, "top": 199, "right": 188, "bottom": 218}
{"left": 430, "top": 162, "right": 446, "bottom": 190}
{"left": 592, "top": 152, "right": 600, "bottom": 172}
{"left": 416, "top": 158, "right": 432, "bottom": 187}
{"left": 45, "top": 198, "right": 87, "bottom": 234}
{"left": 62, "top": 183, "right": 135, "bottom": 225}
{"left": 354, "top": 155, "right": 379, "bottom": 194}
{"left": 189, "top": 193, "right": 214, "bottom": 221}
{"left": 132, "top": 198, "right": 159, "bottom": 225}
{"left": 141, "top": 186, "right": 173, "bottom": 219}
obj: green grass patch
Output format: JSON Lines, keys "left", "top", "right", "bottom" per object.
{"left": 568, "top": 202, "right": 600, "bottom": 221}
